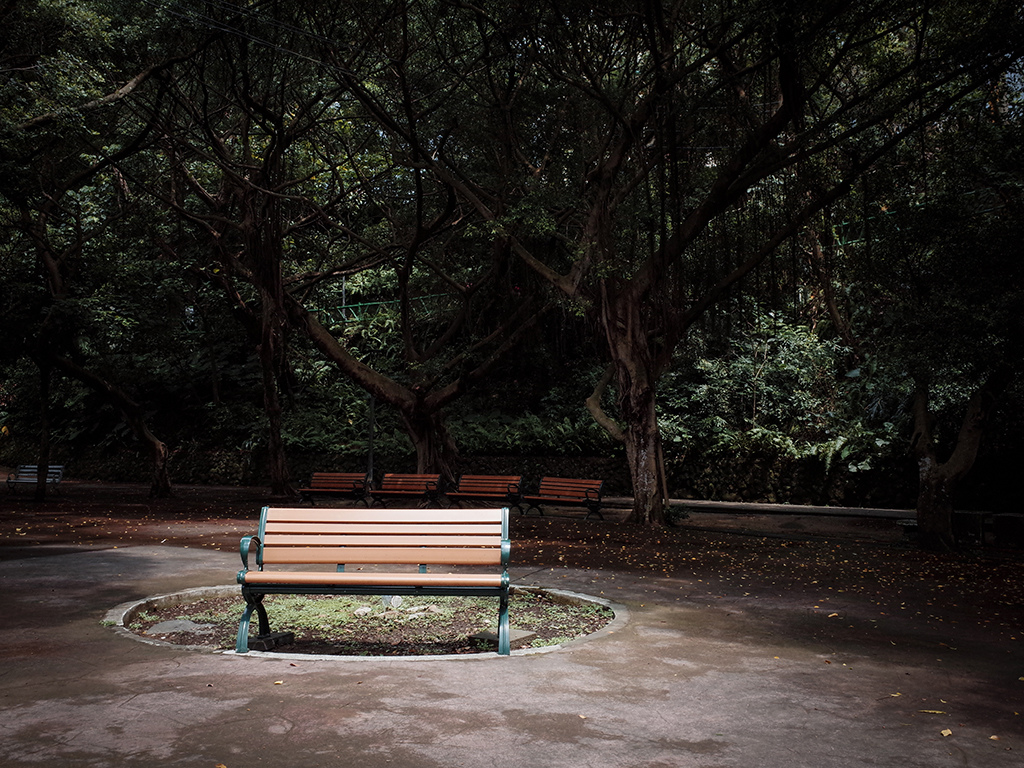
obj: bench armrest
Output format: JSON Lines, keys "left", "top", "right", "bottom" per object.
{"left": 239, "top": 535, "right": 262, "bottom": 571}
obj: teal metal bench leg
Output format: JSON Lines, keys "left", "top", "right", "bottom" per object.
{"left": 236, "top": 592, "right": 270, "bottom": 653}
{"left": 497, "top": 589, "right": 510, "bottom": 656}
{"left": 236, "top": 603, "right": 255, "bottom": 653}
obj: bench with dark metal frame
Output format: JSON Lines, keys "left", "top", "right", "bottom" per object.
{"left": 6, "top": 464, "right": 65, "bottom": 492}
{"left": 298, "top": 472, "right": 370, "bottom": 505}
{"left": 521, "top": 477, "right": 605, "bottom": 519}
{"left": 368, "top": 473, "right": 443, "bottom": 507}
{"left": 235, "top": 506, "right": 512, "bottom": 655}
{"left": 445, "top": 474, "right": 523, "bottom": 508}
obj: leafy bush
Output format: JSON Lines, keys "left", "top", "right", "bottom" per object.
{"left": 450, "top": 410, "right": 613, "bottom": 456}
{"left": 660, "top": 306, "right": 902, "bottom": 474}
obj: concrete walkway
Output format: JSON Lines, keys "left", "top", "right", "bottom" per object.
{"left": 1, "top": 540, "right": 1021, "bottom": 767}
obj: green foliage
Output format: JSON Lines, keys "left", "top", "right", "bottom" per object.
{"left": 451, "top": 410, "right": 612, "bottom": 457}
{"left": 2, "top": 0, "right": 1021, "bottom": 505}
{"left": 836, "top": 66, "right": 1024, "bottom": 460}
{"left": 661, "top": 305, "right": 902, "bottom": 473}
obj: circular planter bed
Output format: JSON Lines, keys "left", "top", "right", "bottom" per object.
{"left": 109, "top": 586, "right": 623, "bottom": 657}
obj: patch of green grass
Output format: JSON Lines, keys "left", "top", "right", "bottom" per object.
{"left": 126, "top": 592, "right": 614, "bottom": 655}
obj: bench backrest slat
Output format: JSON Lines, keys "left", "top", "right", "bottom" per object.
{"left": 14, "top": 464, "right": 64, "bottom": 478}
{"left": 308, "top": 472, "right": 367, "bottom": 488}
{"left": 536, "top": 477, "right": 603, "bottom": 496}
{"left": 9, "top": 465, "right": 64, "bottom": 487}
{"left": 264, "top": 508, "right": 498, "bottom": 524}
{"left": 378, "top": 473, "right": 440, "bottom": 491}
{"left": 265, "top": 522, "right": 503, "bottom": 536}
{"left": 454, "top": 475, "right": 521, "bottom": 491}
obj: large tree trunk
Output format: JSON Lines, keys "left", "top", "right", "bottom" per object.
{"left": 915, "top": 461, "right": 957, "bottom": 551}
{"left": 911, "top": 373, "right": 1008, "bottom": 551}
{"left": 285, "top": 296, "right": 465, "bottom": 483}
{"left": 49, "top": 355, "right": 173, "bottom": 497}
{"left": 242, "top": 166, "right": 293, "bottom": 497}
{"left": 400, "top": 408, "right": 459, "bottom": 483}
{"left": 144, "top": 430, "right": 172, "bottom": 498}
{"left": 621, "top": 395, "right": 665, "bottom": 526}
{"left": 34, "top": 362, "right": 53, "bottom": 502}
{"left": 257, "top": 302, "right": 291, "bottom": 496}
{"left": 203, "top": 258, "right": 292, "bottom": 496}
{"left": 602, "top": 289, "right": 668, "bottom": 526}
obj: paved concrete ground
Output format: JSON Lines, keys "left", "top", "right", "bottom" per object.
{"left": 1, "top": 532, "right": 1021, "bottom": 768}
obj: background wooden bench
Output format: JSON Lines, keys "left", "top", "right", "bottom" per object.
{"left": 445, "top": 474, "right": 522, "bottom": 508}
{"left": 235, "top": 506, "right": 512, "bottom": 655}
{"left": 521, "top": 477, "right": 605, "bottom": 519}
{"left": 298, "top": 472, "right": 370, "bottom": 505}
{"left": 6, "top": 464, "right": 64, "bottom": 492}
{"left": 369, "top": 473, "right": 443, "bottom": 507}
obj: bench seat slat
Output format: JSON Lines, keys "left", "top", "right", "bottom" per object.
{"left": 240, "top": 571, "right": 505, "bottom": 588}
{"left": 263, "top": 534, "right": 503, "bottom": 547}
{"left": 260, "top": 546, "right": 503, "bottom": 566}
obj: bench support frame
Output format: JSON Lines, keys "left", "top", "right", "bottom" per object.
{"left": 235, "top": 506, "right": 511, "bottom": 656}
{"left": 237, "top": 582, "right": 510, "bottom": 656}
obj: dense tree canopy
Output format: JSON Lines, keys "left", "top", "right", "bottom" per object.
{"left": 2, "top": 0, "right": 1022, "bottom": 545}
{"left": 307, "top": 0, "right": 1024, "bottom": 523}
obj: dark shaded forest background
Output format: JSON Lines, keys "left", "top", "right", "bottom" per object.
{"left": 3, "top": 1, "right": 1023, "bottom": 549}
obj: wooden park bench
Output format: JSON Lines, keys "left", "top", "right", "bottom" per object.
{"left": 6, "top": 464, "right": 65, "bottom": 492}
{"left": 298, "top": 472, "right": 370, "bottom": 505}
{"left": 445, "top": 474, "right": 523, "bottom": 508}
{"left": 521, "top": 477, "right": 605, "bottom": 519}
{"left": 235, "top": 506, "right": 512, "bottom": 655}
{"left": 368, "top": 473, "right": 443, "bottom": 507}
